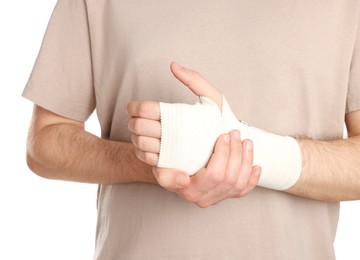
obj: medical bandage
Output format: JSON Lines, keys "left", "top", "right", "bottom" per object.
{"left": 157, "top": 96, "right": 302, "bottom": 190}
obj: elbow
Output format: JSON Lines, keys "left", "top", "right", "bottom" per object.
{"left": 25, "top": 152, "right": 37, "bottom": 174}
{"left": 25, "top": 151, "right": 47, "bottom": 179}
{"left": 25, "top": 126, "right": 55, "bottom": 179}
{"left": 25, "top": 142, "right": 55, "bottom": 180}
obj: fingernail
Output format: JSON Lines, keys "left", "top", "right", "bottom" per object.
{"left": 176, "top": 174, "right": 188, "bottom": 187}
{"left": 223, "top": 134, "right": 230, "bottom": 144}
{"left": 172, "top": 62, "right": 187, "bottom": 76}
{"left": 234, "top": 131, "right": 241, "bottom": 140}
{"left": 245, "top": 140, "right": 253, "bottom": 151}
{"left": 173, "top": 62, "right": 184, "bottom": 71}
{"left": 254, "top": 166, "right": 261, "bottom": 177}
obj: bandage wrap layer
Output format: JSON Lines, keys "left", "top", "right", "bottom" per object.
{"left": 157, "top": 96, "right": 302, "bottom": 190}
{"left": 158, "top": 97, "right": 222, "bottom": 175}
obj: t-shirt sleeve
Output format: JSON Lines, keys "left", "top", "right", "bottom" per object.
{"left": 346, "top": 14, "right": 360, "bottom": 114}
{"left": 22, "top": 0, "right": 95, "bottom": 122}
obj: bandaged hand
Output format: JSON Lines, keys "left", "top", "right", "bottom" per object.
{"left": 158, "top": 95, "right": 302, "bottom": 190}
{"left": 127, "top": 63, "right": 260, "bottom": 207}
{"left": 128, "top": 62, "right": 302, "bottom": 193}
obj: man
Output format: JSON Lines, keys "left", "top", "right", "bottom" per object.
{"left": 23, "top": 0, "right": 360, "bottom": 259}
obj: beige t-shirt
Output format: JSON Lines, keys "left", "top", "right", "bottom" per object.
{"left": 23, "top": 0, "right": 360, "bottom": 259}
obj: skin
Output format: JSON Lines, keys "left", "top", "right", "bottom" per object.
{"left": 26, "top": 62, "right": 360, "bottom": 208}
{"left": 127, "top": 62, "right": 261, "bottom": 208}
{"left": 26, "top": 108, "right": 157, "bottom": 184}
{"left": 127, "top": 62, "right": 360, "bottom": 203}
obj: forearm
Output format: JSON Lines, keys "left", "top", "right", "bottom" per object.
{"left": 286, "top": 136, "right": 360, "bottom": 202}
{"left": 27, "top": 123, "right": 157, "bottom": 184}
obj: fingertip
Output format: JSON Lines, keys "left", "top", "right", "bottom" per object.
{"left": 223, "top": 134, "right": 230, "bottom": 144}
{"left": 229, "top": 130, "right": 241, "bottom": 141}
{"left": 253, "top": 166, "right": 261, "bottom": 178}
{"left": 170, "top": 62, "right": 187, "bottom": 80}
{"left": 126, "top": 101, "right": 134, "bottom": 116}
{"left": 234, "top": 130, "right": 241, "bottom": 141}
{"left": 243, "top": 167, "right": 260, "bottom": 189}
{"left": 170, "top": 61, "right": 181, "bottom": 71}
{"left": 212, "top": 134, "right": 230, "bottom": 155}
{"left": 243, "top": 139, "right": 253, "bottom": 152}
{"left": 170, "top": 62, "right": 223, "bottom": 110}
{"left": 170, "top": 61, "right": 176, "bottom": 74}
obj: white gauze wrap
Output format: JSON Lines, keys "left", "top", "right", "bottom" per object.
{"left": 157, "top": 96, "right": 302, "bottom": 190}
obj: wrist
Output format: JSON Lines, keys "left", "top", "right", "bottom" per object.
{"left": 123, "top": 143, "right": 158, "bottom": 185}
{"left": 221, "top": 97, "right": 302, "bottom": 190}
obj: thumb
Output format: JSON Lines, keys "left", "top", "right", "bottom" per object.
{"left": 170, "top": 62, "right": 223, "bottom": 109}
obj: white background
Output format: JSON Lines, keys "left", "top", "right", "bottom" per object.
{"left": 0, "top": 1, "right": 359, "bottom": 259}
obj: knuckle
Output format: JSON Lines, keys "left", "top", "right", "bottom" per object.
{"left": 238, "top": 188, "right": 252, "bottom": 198}
{"left": 224, "top": 175, "right": 238, "bottom": 187}
{"left": 209, "top": 171, "right": 224, "bottom": 184}
{"left": 144, "top": 152, "right": 156, "bottom": 165}
{"left": 182, "top": 191, "right": 197, "bottom": 203}
{"left": 209, "top": 173, "right": 224, "bottom": 184}
{"left": 131, "top": 134, "right": 138, "bottom": 146}
{"left": 136, "top": 136, "right": 146, "bottom": 150}
{"left": 127, "top": 118, "right": 134, "bottom": 131}
{"left": 190, "top": 70, "right": 201, "bottom": 80}
{"left": 134, "top": 149, "right": 143, "bottom": 160}
{"left": 143, "top": 152, "right": 151, "bottom": 162}
{"left": 126, "top": 102, "right": 134, "bottom": 116}
{"left": 132, "top": 119, "right": 143, "bottom": 133}
{"left": 186, "top": 70, "right": 201, "bottom": 86}
{"left": 234, "top": 181, "right": 248, "bottom": 193}
{"left": 233, "top": 192, "right": 246, "bottom": 198}
{"left": 197, "top": 201, "right": 211, "bottom": 209}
